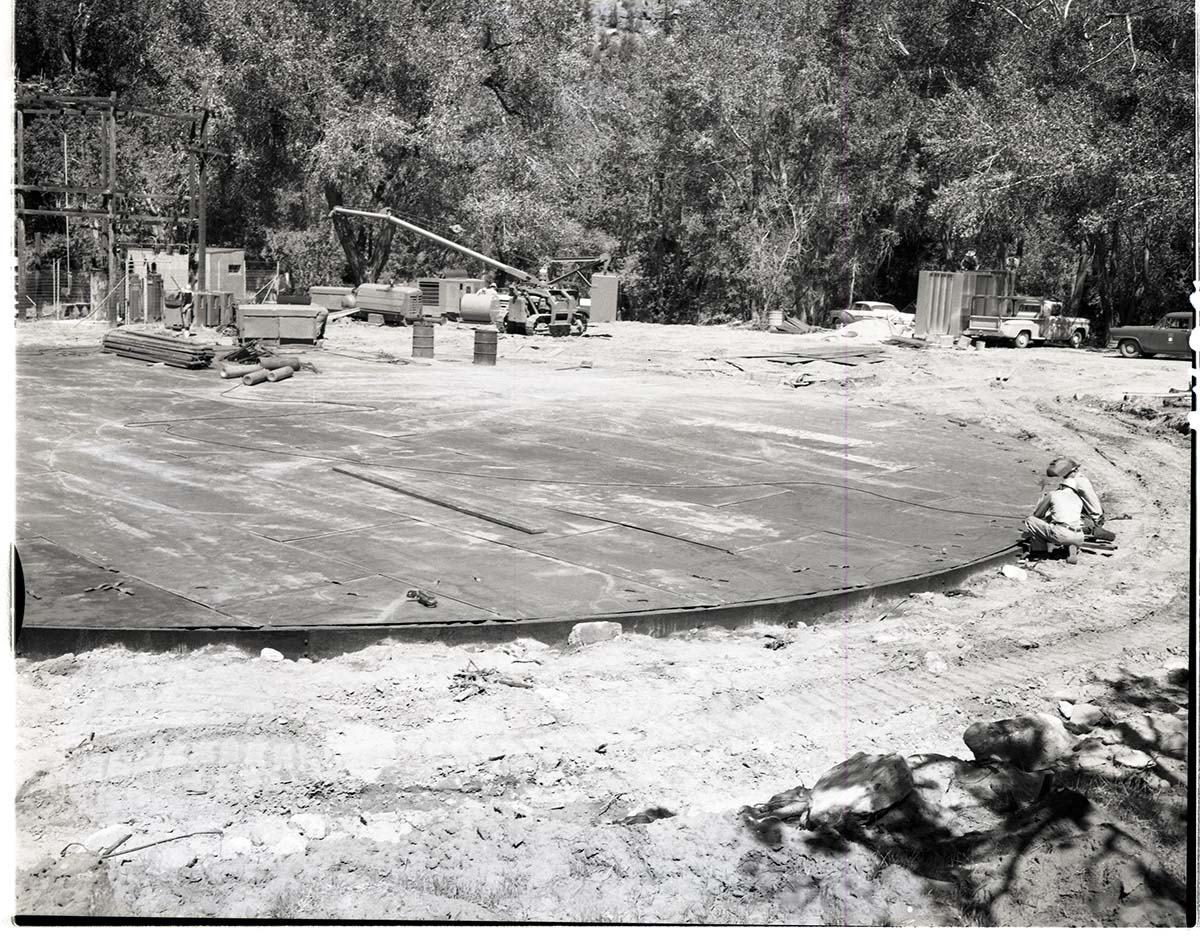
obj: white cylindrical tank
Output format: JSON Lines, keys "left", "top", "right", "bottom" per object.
{"left": 459, "top": 292, "right": 502, "bottom": 324}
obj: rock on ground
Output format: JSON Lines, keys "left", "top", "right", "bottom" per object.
{"left": 963, "top": 713, "right": 1075, "bottom": 772}
{"left": 568, "top": 621, "right": 622, "bottom": 647}
{"left": 260, "top": 648, "right": 285, "bottom": 663}
{"left": 289, "top": 814, "right": 329, "bottom": 840}
{"left": 905, "top": 754, "right": 1041, "bottom": 836}
{"left": 1069, "top": 702, "right": 1106, "bottom": 730}
{"left": 1117, "top": 712, "right": 1187, "bottom": 757}
{"left": 806, "top": 752, "right": 913, "bottom": 828}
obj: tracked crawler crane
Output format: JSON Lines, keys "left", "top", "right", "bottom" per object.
{"left": 329, "top": 207, "right": 588, "bottom": 336}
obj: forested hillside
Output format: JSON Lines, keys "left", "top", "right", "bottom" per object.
{"left": 13, "top": 0, "right": 1193, "bottom": 328}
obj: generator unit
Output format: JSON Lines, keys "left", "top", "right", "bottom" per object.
{"left": 417, "top": 277, "right": 485, "bottom": 319}
{"left": 354, "top": 283, "right": 424, "bottom": 324}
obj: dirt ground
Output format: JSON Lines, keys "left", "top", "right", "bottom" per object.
{"left": 12, "top": 317, "right": 1193, "bottom": 923}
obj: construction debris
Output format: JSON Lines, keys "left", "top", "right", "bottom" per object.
{"left": 101, "top": 330, "right": 214, "bottom": 369}
{"left": 406, "top": 588, "right": 439, "bottom": 608}
{"left": 449, "top": 659, "right": 534, "bottom": 701}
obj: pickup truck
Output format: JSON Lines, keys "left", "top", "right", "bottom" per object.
{"left": 1109, "top": 311, "right": 1193, "bottom": 358}
{"left": 965, "top": 295, "right": 1089, "bottom": 348}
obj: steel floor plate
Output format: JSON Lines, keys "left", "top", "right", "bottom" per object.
{"left": 15, "top": 346, "right": 1043, "bottom": 631}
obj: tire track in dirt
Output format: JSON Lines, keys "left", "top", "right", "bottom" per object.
{"left": 630, "top": 600, "right": 1185, "bottom": 763}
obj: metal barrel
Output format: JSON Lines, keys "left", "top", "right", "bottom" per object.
{"left": 412, "top": 323, "right": 435, "bottom": 358}
{"left": 473, "top": 327, "right": 498, "bottom": 366}
{"left": 767, "top": 310, "right": 784, "bottom": 330}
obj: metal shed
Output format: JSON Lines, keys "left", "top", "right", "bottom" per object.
{"left": 204, "top": 248, "right": 248, "bottom": 301}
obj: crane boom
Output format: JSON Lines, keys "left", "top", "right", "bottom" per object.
{"left": 329, "top": 206, "right": 536, "bottom": 284}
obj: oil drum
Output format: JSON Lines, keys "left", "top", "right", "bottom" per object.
{"left": 473, "top": 327, "right": 498, "bottom": 366}
{"left": 412, "top": 323, "right": 435, "bottom": 358}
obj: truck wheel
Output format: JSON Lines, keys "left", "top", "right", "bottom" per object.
{"left": 1068, "top": 330, "right": 1085, "bottom": 349}
{"left": 1013, "top": 331, "right": 1032, "bottom": 349}
{"left": 1118, "top": 339, "right": 1141, "bottom": 358}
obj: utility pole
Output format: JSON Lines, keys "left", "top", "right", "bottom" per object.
{"left": 107, "top": 93, "right": 118, "bottom": 323}
{"left": 63, "top": 131, "right": 70, "bottom": 289}
{"left": 16, "top": 110, "right": 25, "bottom": 321}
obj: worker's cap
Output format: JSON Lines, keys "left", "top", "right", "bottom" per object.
{"left": 1046, "top": 457, "right": 1079, "bottom": 479}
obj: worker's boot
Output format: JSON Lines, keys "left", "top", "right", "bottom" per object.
{"left": 1065, "top": 545, "right": 1079, "bottom": 565}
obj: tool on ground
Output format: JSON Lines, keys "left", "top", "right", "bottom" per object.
{"left": 406, "top": 588, "right": 438, "bottom": 608}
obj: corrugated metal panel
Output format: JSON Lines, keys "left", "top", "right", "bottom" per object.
{"left": 916, "top": 270, "right": 959, "bottom": 336}
{"left": 917, "top": 269, "right": 1018, "bottom": 336}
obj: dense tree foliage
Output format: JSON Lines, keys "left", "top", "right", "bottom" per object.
{"left": 14, "top": 0, "right": 1193, "bottom": 328}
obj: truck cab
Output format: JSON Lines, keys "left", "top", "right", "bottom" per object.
{"left": 966, "top": 295, "right": 1089, "bottom": 349}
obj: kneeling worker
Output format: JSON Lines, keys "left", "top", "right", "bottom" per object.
{"left": 1024, "top": 474, "right": 1085, "bottom": 563}
{"left": 1046, "top": 457, "right": 1116, "bottom": 543}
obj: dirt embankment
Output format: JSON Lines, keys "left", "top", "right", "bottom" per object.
{"left": 14, "top": 321, "right": 1191, "bottom": 922}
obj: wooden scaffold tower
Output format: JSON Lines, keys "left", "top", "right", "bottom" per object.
{"left": 13, "top": 87, "right": 222, "bottom": 322}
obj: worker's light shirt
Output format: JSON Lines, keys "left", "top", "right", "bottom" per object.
{"left": 1038, "top": 488, "right": 1083, "bottom": 528}
{"left": 1061, "top": 475, "right": 1103, "bottom": 521}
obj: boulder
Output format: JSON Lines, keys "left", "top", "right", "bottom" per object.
{"left": 1117, "top": 897, "right": 1187, "bottom": 928}
{"left": 963, "top": 713, "right": 1075, "bottom": 772}
{"left": 260, "top": 648, "right": 285, "bottom": 663}
{"left": 906, "top": 754, "right": 1041, "bottom": 836}
{"left": 1117, "top": 712, "right": 1186, "bottom": 757}
{"left": 568, "top": 621, "right": 622, "bottom": 647}
{"left": 1069, "top": 702, "right": 1106, "bottom": 730}
{"left": 806, "top": 752, "right": 913, "bottom": 828}
{"left": 1112, "top": 747, "right": 1153, "bottom": 770}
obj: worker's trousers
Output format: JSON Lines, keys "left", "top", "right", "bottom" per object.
{"left": 1023, "top": 516, "right": 1085, "bottom": 550}
{"left": 1083, "top": 516, "right": 1117, "bottom": 543}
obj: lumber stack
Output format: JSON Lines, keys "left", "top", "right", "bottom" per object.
{"left": 101, "top": 330, "right": 215, "bottom": 369}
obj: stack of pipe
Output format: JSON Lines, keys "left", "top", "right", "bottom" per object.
{"left": 101, "top": 330, "right": 213, "bottom": 369}
{"left": 221, "top": 353, "right": 302, "bottom": 384}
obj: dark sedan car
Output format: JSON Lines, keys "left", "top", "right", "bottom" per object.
{"left": 1109, "top": 311, "right": 1193, "bottom": 358}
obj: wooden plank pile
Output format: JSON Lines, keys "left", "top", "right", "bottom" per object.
{"left": 101, "top": 330, "right": 214, "bottom": 369}
{"left": 770, "top": 314, "right": 817, "bottom": 335}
